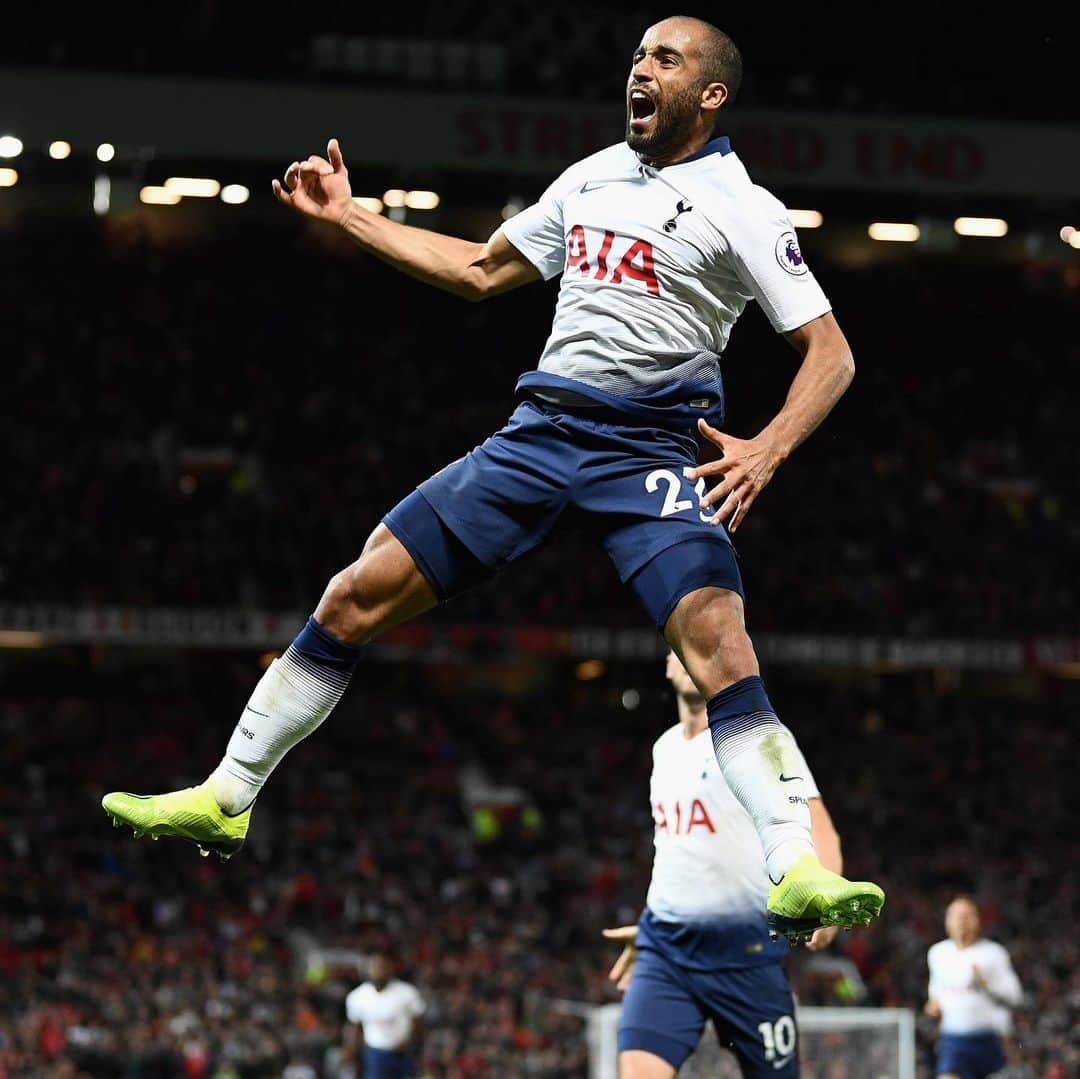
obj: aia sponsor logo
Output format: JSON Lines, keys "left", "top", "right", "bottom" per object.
{"left": 566, "top": 225, "right": 660, "bottom": 295}
{"left": 654, "top": 798, "right": 716, "bottom": 835}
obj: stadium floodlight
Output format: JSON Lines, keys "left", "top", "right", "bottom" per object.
{"left": 0, "top": 630, "right": 45, "bottom": 648}
{"left": 868, "top": 222, "right": 920, "bottom": 243}
{"left": 404, "top": 189, "right": 440, "bottom": 210}
{"left": 220, "top": 184, "right": 250, "bottom": 205}
{"left": 140, "top": 185, "right": 182, "bottom": 206}
{"left": 501, "top": 197, "right": 525, "bottom": 221}
{"left": 48, "top": 140, "right": 72, "bottom": 160}
{"left": 354, "top": 196, "right": 384, "bottom": 214}
{"left": 96, "top": 143, "right": 116, "bottom": 162}
{"left": 789, "top": 209, "right": 823, "bottom": 229}
{"left": 0, "top": 168, "right": 18, "bottom": 188}
{"left": 1061, "top": 225, "right": 1080, "bottom": 249}
{"left": 165, "top": 177, "right": 221, "bottom": 198}
{"left": 1071, "top": 232, "right": 1080, "bottom": 251}
{"left": 0, "top": 135, "right": 23, "bottom": 158}
{"left": 575, "top": 659, "right": 606, "bottom": 681}
{"left": 93, "top": 175, "right": 110, "bottom": 215}
{"left": 954, "top": 217, "right": 1008, "bottom": 237}
{"left": 382, "top": 188, "right": 407, "bottom": 208}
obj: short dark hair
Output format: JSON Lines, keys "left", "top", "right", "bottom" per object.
{"left": 673, "top": 16, "right": 743, "bottom": 107}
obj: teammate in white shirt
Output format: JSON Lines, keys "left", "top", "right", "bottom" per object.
{"left": 105, "top": 15, "right": 884, "bottom": 943}
{"left": 603, "top": 652, "right": 843, "bottom": 1078}
{"left": 924, "top": 896, "right": 1022, "bottom": 1079}
{"left": 343, "top": 952, "right": 426, "bottom": 1079}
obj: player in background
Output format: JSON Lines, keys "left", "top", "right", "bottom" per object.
{"left": 103, "top": 15, "right": 883, "bottom": 940}
{"left": 924, "top": 896, "right": 1022, "bottom": 1079}
{"left": 602, "top": 652, "right": 842, "bottom": 1078}
{"left": 343, "top": 952, "right": 426, "bottom": 1079}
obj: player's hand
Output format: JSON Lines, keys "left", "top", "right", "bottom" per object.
{"left": 970, "top": 964, "right": 988, "bottom": 990}
{"left": 272, "top": 138, "right": 354, "bottom": 224}
{"left": 602, "top": 926, "right": 639, "bottom": 992}
{"left": 686, "top": 420, "right": 783, "bottom": 532}
{"left": 805, "top": 926, "right": 839, "bottom": 951}
{"left": 923, "top": 999, "right": 942, "bottom": 1020}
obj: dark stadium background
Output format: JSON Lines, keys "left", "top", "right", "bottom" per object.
{"left": 2, "top": 5, "right": 1077, "bottom": 1077}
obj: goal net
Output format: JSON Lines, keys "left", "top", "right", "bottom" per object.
{"left": 586, "top": 1004, "right": 916, "bottom": 1079}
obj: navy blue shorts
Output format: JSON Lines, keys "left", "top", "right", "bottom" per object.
{"left": 383, "top": 400, "right": 743, "bottom": 631}
{"left": 362, "top": 1046, "right": 415, "bottom": 1079}
{"left": 618, "top": 948, "right": 799, "bottom": 1077}
{"left": 936, "top": 1032, "right": 1004, "bottom": 1079}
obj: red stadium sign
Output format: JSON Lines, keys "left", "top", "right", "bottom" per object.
{"left": 1, "top": 69, "right": 1077, "bottom": 197}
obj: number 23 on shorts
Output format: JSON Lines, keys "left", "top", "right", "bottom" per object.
{"left": 645, "top": 468, "right": 711, "bottom": 522}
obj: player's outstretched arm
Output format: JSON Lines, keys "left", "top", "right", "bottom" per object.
{"left": 805, "top": 798, "right": 842, "bottom": 951}
{"left": 688, "top": 312, "right": 854, "bottom": 532}
{"left": 272, "top": 138, "right": 541, "bottom": 301}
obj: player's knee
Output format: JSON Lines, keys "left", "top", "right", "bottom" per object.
{"left": 316, "top": 535, "right": 393, "bottom": 644}
{"left": 316, "top": 526, "right": 433, "bottom": 645}
{"left": 317, "top": 563, "right": 372, "bottom": 644}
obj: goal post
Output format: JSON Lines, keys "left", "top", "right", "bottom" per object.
{"left": 586, "top": 1004, "right": 916, "bottom": 1079}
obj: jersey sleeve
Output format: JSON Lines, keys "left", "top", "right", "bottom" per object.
{"left": 927, "top": 944, "right": 942, "bottom": 997}
{"left": 499, "top": 176, "right": 568, "bottom": 281}
{"left": 722, "top": 190, "right": 832, "bottom": 333}
{"left": 988, "top": 944, "right": 1023, "bottom": 1006}
{"left": 345, "top": 987, "right": 367, "bottom": 1025}
{"left": 408, "top": 984, "right": 427, "bottom": 1017}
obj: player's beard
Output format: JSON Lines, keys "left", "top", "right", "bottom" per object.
{"left": 625, "top": 79, "right": 705, "bottom": 160}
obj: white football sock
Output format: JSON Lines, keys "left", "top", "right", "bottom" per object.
{"left": 707, "top": 676, "right": 815, "bottom": 882}
{"left": 712, "top": 725, "right": 815, "bottom": 882}
{"left": 209, "top": 621, "right": 358, "bottom": 814}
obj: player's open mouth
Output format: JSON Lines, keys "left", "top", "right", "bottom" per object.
{"left": 629, "top": 90, "right": 657, "bottom": 127}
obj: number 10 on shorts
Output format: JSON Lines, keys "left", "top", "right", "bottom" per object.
{"left": 757, "top": 1015, "right": 797, "bottom": 1062}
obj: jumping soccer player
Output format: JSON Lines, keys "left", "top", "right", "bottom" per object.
{"left": 103, "top": 15, "right": 884, "bottom": 941}
{"left": 925, "top": 896, "right": 1023, "bottom": 1079}
{"left": 602, "top": 652, "right": 842, "bottom": 1077}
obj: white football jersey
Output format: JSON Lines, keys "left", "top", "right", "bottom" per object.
{"left": 645, "top": 722, "right": 819, "bottom": 924}
{"left": 501, "top": 136, "right": 831, "bottom": 423}
{"left": 927, "top": 938, "right": 1022, "bottom": 1035}
{"left": 344, "top": 979, "right": 425, "bottom": 1051}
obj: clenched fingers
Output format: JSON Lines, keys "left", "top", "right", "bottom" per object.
{"left": 299, "top": 154, "right": 334, "bottom": 177}
{"left": 270, "top": 178, "right": 293, "bottom": 206}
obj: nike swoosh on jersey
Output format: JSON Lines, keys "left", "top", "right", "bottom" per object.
{"left": 778, "top": 774, "right": 804, "bottom": 783}
{"left": 773, "top": 1055, "right": 795, "bottom": 1070}
{"left": 579, "top": 181, "right": 608, "bottom": 193}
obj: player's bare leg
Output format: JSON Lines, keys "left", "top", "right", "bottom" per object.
{"left": 619, "top": 1051, "right": 677, "bottom": 1079}
{"left": 665, "top": 586, "right": 884, "bottom": 940}
{"left": 102, "top": 525, "right": 436, "bottom": 858}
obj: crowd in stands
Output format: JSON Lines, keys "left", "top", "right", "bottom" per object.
{"left": 4, "top": 5, "right": 1073, "bottom": 122}
{"left": 0, "top": 653, "right": 1074, "bottom": 1077}
{"left": 4, "top": 219, "right": 1076, "bottom": 637}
